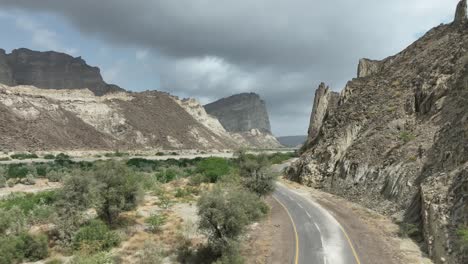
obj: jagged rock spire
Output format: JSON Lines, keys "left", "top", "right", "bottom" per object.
{"left": 454, "top": 0, "right": 467, "bottom": 23}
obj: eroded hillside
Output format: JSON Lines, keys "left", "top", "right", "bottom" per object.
{"left": 288, "top": 2, "right": 468, "bottom": 263}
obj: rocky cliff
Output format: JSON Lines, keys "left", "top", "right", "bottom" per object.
{"left": 0, "top": 85, "right": 239, "bottom": 151}
{"left": 0, "top": 48, "right": 124, "bottom": 96}
{"left": 288, "top": 1, "right": 468, "bottom": 263}
{"left": 204, "top": 93, "right": 272, "bottom": 133}
{"left": 204, "top": 93, "right": 282, "bottom": 148}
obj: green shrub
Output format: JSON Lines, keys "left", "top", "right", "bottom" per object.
{"left": 399, "top": 131, "right": 416, "bottom": 143}
{"left": 398, "top": 223, "right": 421, "bottom": 239}
{"left": 43, "top": 154, "right": 56, "bottom": 160}
{"left": 92, "top": 162, "right": 142, "bottom": 225}
{"left": 72, "top": 220, "right": 120, "bottom": 253}
{"left": 196, "top": 157, "right": 231, "bottom": 183}
{"left": 0, "top": 191, "right": 58, "bottom": 213}
{"left": 198, "top": 185, "right": 268, "bottom": 254}
{"left": 267, "top": 152, "right": 296, "bottom": 164}
{"left": 0, "top": 233, "right": 48, "bottom": 263}
{"left": 10, "top": 153, "right": 39, "bottom": 160}
{"left": 20, "top": 233, "right": 49, "bottom": 261}
{"left": 0, "top": 207, "right": 26, "bottom": 235}
{"left": 0, "top": 157, "right": 10, "bottom": 161}
{"left": 155, "top": 167, "right": 179, "bottom": 183}
{"left": 145, "top": 213, "right": 167, "bottom": 233}
{"left": 7, "top": 165, "right": 29, "bottom": 179}
{"left": 46, "top": 170, "right": 64, "bottom": 182}
{"left": 36, "top": 165, "right": 48, "bottom": 177}
{"left": 457, "top": 227, "right": 468, "bottom": 247}
{"left": 70, "top": 252, "right": 113, "bottom": 264}
{"left": 104, "top": 151, "right": 129, "bottom": 158}
{"left": 156, "top": 152, "right": 165, "bottom": 156}
{"left": 0, "top": 175, "right": 6, "bottom": 188}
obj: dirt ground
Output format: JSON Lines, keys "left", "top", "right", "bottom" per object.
{"left": 0, "top": 179, "right": 61, "bottom": 198}
{"left": 242, "top": 196, "right": 295, "bottom": 264}
{"left": 280, "top": 178, "right": 433, "bottom": 264}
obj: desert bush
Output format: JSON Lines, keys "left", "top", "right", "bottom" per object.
{"left": 267, "top": 152, "right": 296, "bottom": 164}
{"left": 10, "top": 153, "right": 39, "bottom": 160}
{"left": 0, "top": 174, "right": 6, "bottom": 188}
{"left": 145, "top": 213, "right": 167, "bottom": 233}
{"left": 457, "top": 227, "right": 468, "bottom": 247}
{"left": 0, "top": 233, "right": 48, "bottom": 263}
{"left": 189, "top": 173, "right": 208, "bottom": 186}
{"left": 29, "top": 204, "right": 56, "bottom": 224}
{"left": 72, "top": 220, "right": 120, "bottom": 253}
{"left": 43, "top": 154, "right": 56, "bottom": 160}
{"left": 0, "top": 191, "right": 58, "bottom": 214}
{"left": 238, "top": 152, "right": 276, "bottom": 196}
{"left": 0, "top": 207, "right": 26, "bottom": 235}
{"left": 155, "top": 167, "right": 180, "bottom": 183}
{"left": 70, "top": 252, "right": 113, "bottom": 264}
{"left": 197, "top": 185, "right": 268, "bottom": 255}
{"left": 136, "top": 241, "right": 164, "bottom": 264}
{"left": 399, "top": 131, "right": 416, "bottom": 143}
{"left": 35, "top": 165, "right": 49, "bottom": 177}
{"left": 7, "top": 164, "right": 29, "bottom": 179}
{"left": 46, "top": 170, "right": 64, "bottom": 182}
{"left": 92, "top": 161, "right": 143, "bottom": 225}
{"left": 157, "top": 191, "right": 173, "bottom": 209}
{"left": 20, "top": 233, "right": 49, "bottom": 261}
{"left": 196, "top": 157, "right": 232, "bottom": 183}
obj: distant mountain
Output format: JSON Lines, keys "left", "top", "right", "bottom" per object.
{"left": 0, "top": 48, "right": 124, "bottom": 96}
{"left": 0, "top": 48, "right": 283, "bottom": 151}
{"left": 276, "top": 136, "right": 307, "bottom": 148}
{"left": 204, "top": 93, "right": 282, "bottom": 148}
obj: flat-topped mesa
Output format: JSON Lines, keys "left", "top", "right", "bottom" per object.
{"left": 204, "top": 93, "right": 272, "bottom": 134}
{"left": 357, "top": 58, "right": 381, "bottom": 78}
{"left": 454, "top": 0, "right": 467, "bottom": 24}
{"left": 304, "top": 82, "right": 339, "bottom": 148}
{"left": 0, "top": 48, "right": 125, "bottom": 96}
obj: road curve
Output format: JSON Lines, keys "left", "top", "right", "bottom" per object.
{"left": 273, "top": 182, "right": 361, "bottom": 264}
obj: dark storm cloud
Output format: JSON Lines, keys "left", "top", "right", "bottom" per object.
{"left": 0, "top": 0, "right": 458, "bottom": 135}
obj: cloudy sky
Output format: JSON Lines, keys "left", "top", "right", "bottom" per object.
{"left": 0, "top": 0, "right": 458, "bottom": 136}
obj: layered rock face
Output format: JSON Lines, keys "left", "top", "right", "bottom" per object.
{"left": 0, "top": 85, "right": 237, "bottom": 151}
{"left": 0, "top": 48, "right": 124, "bottom": 96}
{"left": 204, "top": 93, "right": 282, "bottom": 148}
{"left": 205, "top": 93, "right": 272, "bottom": 133}
{"left": 287, "top": 2, "right": 468, "bottom": 263}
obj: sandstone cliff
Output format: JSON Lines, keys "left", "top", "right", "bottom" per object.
{"left": 204, "top": 93, "right": 282, "bottom": 148}
{"left": 0, "top": 85, "right": 239, "bottom": 151}
{"left": 205, "top": 93, "right": 272, "bottom": 133}
{"left": 288, "top": 2, "right": 468, "bottom": 263}
{"left": 0, "top": 48, "right": 124, "bottom": 96}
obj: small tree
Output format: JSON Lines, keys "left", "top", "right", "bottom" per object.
{"left": 197, "top": 185, "right": 268, "bottom": 255}
{"left": 93, "top": 161, "right": 142, "bottom": 225}
{"left": 238, "top": 152, "right": 277, "bottom": 196}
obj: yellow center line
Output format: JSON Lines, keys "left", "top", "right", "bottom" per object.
{"left": 273, "top": 195, "right": 299, "bottom": 264}
{"left": 336, "top": 221, "right": 361, "bottom": 264}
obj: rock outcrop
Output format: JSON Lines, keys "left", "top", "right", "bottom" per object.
{"left": 357, "top": 58, "right": 382, "bottom": 78}
{"left": 204, "top": 93, "right": 282, "bottom": 148}
{"left": 0, "top": 48, "right": 124, "bottom": 96}
{"left": 287, "top": 2, "right": 468, "bottom": 263}
{"left": 455, "top": 0, "right": 467, "bottom": 24}
{"left": 303, "top": 83, "right": 339, "bottom": 149}
{"left": 204, "top": 93, "right": 272, "bottom": 133}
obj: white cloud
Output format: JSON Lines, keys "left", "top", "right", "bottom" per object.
{"left": 14, "top": 15, "right": 78, "bottom": 54}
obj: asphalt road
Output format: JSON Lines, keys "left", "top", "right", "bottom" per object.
{"left": 273, "top": 183, "right": 361, "bottom": 264}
